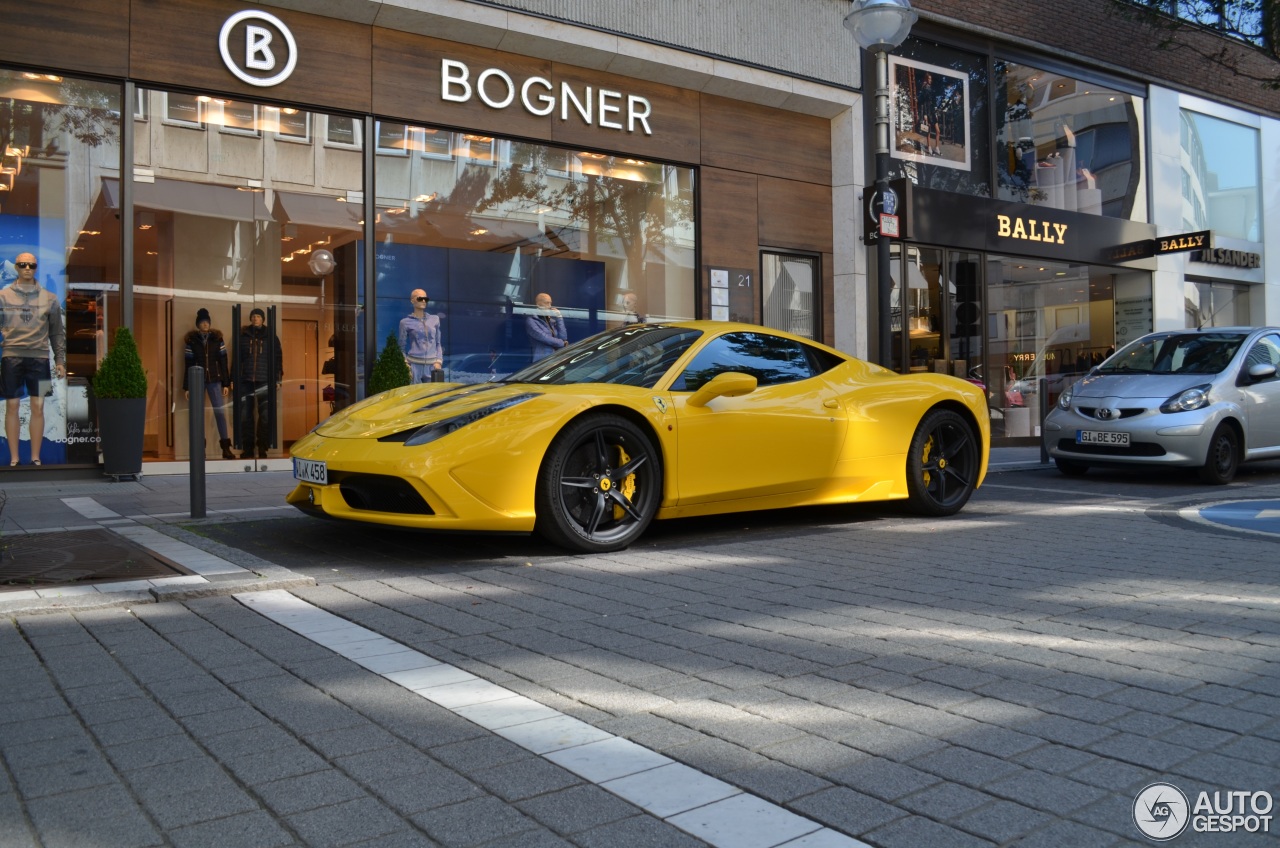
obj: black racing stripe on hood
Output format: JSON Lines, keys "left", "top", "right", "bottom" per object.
{"left": 413, "top": 384, "right": 504, "bottom": 412}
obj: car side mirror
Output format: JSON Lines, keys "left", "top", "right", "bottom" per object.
{"left": 1247, "top": 362, "right": 1277, "bottom": 382}
{"left": 686, "top": 371, "right": 758, "bottom": 408}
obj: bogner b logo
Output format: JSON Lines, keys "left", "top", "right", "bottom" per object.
{"left": 219, "top": 10, "right": 298, "bottom": 87}
{"left": 996, "top": 214, "right": 1068, "bottom": 245}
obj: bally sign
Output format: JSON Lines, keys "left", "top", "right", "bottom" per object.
{"left": 441, "top": 59, "right": 653, "bottom": 135}
{"left": 996, "top": 215, "right": 1068, "bottom": 245}
{"left": 1154, "top": 230, "right": 1210, "bottom": 254}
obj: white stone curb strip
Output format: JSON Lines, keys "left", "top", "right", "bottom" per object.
{"left": 235, "top": 589, "right": 872, "bottom": 848}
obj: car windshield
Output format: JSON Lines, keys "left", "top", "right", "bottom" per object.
{"left": 1100, "top": 332, "right": 1246, "bottom": 375}
{"left": 503, "top": 325, "right": 703, "bottom": 388}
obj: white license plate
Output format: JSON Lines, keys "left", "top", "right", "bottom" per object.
{"left": 293, "top": 458, "right": 328, "bottom": 485}
{"left": 1077, "top": 430, "right": 1130, "bottom": 447}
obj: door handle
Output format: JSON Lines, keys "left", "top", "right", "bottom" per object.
{"left": 823, "top": 398, "right": 839, "bottom": 409}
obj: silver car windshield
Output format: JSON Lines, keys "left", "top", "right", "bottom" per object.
{"left": 504, "top": 325, "right": 703, "bottom": 388}
{"left": 1100, "top": 332, "right": 1247, "bottom": 375}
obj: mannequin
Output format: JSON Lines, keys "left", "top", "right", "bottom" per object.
{"left": 0, "top": 252, "right": 66, "bottom": 466}
{"left": 183, "top": 307, "right": 234, "bottom": 459}
{"left": 398, "top": 288, "right": 443, "bottom": 383}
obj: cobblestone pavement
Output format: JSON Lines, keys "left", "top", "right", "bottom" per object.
{"left": 2, "top": 460, "right": 1279, "bottom": 846}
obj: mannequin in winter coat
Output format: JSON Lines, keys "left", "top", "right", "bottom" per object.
{"left": 236, "top": 308, "right": 282, "bottom": 459}
{"left": 183, "top": 307, "right": 234, "bottom": 459}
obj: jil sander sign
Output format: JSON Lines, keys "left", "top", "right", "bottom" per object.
{"left": 440, "top": 59, "right": 654, "bottom": 135}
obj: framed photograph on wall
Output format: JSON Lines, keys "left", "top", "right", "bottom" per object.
{"left": 889, "top": 55, "right": 971, "bottom": 172}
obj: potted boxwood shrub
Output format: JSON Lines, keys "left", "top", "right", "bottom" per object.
{"left": 92, "top": 326, "right": 148, "bottom": 479}
{"left": 367, "top": 333, "right": 412, "bottom": 395}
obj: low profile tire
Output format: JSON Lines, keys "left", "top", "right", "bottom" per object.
{"left": 1198, "top": 423, "right": 1239, "bottom": 485}
{"left": 905, "top": 408, "right": 980, "bottom": 516}
{"left": 535, "top": 414, "right": 662, "bottom": 553}
{"left": 1054, "top": 457, "right": 1089, "bottom": 477}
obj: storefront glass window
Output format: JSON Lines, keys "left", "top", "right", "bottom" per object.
{"left": 762, "top": 252, "right": 817, "bottom": 340}
{"left": 1179, "top": 110, "right": 1260, "bottom": 241}
{"left": 131, "top": 88, "right": 364, "bottom": 462}
{"left": 887, "top": 38, "right": 991, "bottom": 198}
{"left": 373, "top": 125, "right": 696, "bottom": 383}
{"left": 1185, "top": 279, "right": 1251, "bottom": 327}
{"left": 995, "top": 62, "right": 1145, "bottom": 219}
{"left": 986, "top": 257, "right": 1150, "bottom": 438}
{"left": 0, "top": 69, "right": 122, "bottom": 468}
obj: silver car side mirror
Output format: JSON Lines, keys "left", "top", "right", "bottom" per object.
{"left": 1247, "top": 362, "right": 1277, "bottom": 381}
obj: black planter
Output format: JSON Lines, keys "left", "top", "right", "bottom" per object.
{"left": 97, "top": 397, "right": 146, "bottom": 478}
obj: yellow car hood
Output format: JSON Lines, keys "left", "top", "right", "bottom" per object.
{"left": 315, "top": 382, "right": 543, "bottom": 440}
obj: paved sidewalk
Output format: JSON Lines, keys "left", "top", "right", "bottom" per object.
{"left": 7, "top": 448, "right": 1278, "bottom": 847}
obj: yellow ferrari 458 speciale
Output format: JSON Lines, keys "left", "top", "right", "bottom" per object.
{"left": 288, "top": 322, "right": 990, "bottom": 552}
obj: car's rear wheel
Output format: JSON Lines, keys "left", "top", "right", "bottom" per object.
{"left": 535, "top": 414, "right": 662, "bottom": 553}
{"left": 905, "top": 408, "right": 980, "bottom": 516}
{"left": 1198, "top": 423, "right": 1239, "bottom": 485}
{"left": 1054, "top": 457, "right": 1089, "bottom": 476}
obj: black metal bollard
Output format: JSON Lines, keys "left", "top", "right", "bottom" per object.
{"left": 189, "top": 365, "right": 206, "bottom": 518}
{"left": 1039, "top": 377, "right": 1050, "bottom": 464}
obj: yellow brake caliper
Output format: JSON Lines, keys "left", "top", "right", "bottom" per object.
{"left": 921, "top": 435, "right": 934, "bottom": 487}
{"left": 613, "top": 445, "right": 636, "bottom": 520}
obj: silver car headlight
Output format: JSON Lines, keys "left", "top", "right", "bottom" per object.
{"left": 1057, "top": 385, "right": 1073, "bottom": 410}
{"left": 1160, "top": 384, "right": 1211, "bottom": 414}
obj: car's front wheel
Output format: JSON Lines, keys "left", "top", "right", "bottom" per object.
{"left": 905, "top": 408, "right": 980, "bottom": 516}
{"left": 1198, "top": 423, "right": 1239, "bottom": 485}
{"left": 535, "top": 414, "right": 662, "bottom": 553}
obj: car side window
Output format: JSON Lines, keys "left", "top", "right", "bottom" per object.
{"left": 1243, "top": 334, "right": 1280, "bottom": 377}
{"left": 672, "top": 332, "right": 818, "bottom": 392}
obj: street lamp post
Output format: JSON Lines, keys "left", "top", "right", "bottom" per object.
{"left": 844, "top": 0, "right": 916, "bottom": 368}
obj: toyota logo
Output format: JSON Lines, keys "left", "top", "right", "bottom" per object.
{"left": 1096, "top": 408, "right": 1114, "bottom": 420}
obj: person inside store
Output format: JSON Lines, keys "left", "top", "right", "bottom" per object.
{"left": 183, "top": 307, "right": 234, "bottom": 459}
{"left": 0, "top": 252, "right": 66, "bottom": 467}
{"left": 237, "top": 307, "right": 283, "bottom": 460}
{"left": 527, "top": 292, "right": 568, "bottom": 361}
{"left": 398, "top": 288, "right": 443, "bottom": 383}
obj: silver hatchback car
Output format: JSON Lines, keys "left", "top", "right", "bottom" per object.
{"left": 1044, "top": 327, "right": 1280, "bottom": 483}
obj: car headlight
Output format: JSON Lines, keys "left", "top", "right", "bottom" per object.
{"left": 1160, "top": 384, "right": 1211, "bottom": 414}
{"left": 1057, "top": 385, "right": 1073, "bottom": 410}
{"left": 381, "top": 393, "right": 539, "bottom": 446}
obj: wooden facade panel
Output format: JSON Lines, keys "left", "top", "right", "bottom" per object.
{"left": 373, "top": 30, "right": 552, "bottom": 137}
{"left": 700, "top": 94, "right": 831, "bottom": 185}
{"left": 129, "top": 0, "right": 371, "bottom": 113}
{"left": 549, "top": 64, "right": 700, "bottom": 164}
{"left": 700, "top": 167, "right": 759, "bottom": 321}
{"left": 757, "top": 176, "right": 832, "bottom": 256}
{"left": 0, "top": 0, "right": 128, "bottom": 77}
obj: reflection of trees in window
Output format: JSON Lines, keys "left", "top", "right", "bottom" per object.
{"left": 477, "top": 148, "right": 693, "bottom": 293}
{"left": 678, "top": 333, "right": 813, "bottom": 391}
{"left": 0, "top": 78, "right": 120, "bottom": 156}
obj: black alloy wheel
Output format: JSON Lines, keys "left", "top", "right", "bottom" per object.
{"left": 905, "top": 408, "right": 980, "bottom": 516}
{"left": 1198, "top": 423, "right": 1239, "bottom": 485}
{"left": 535, "top": 414, "right": 662, "bottom": 553}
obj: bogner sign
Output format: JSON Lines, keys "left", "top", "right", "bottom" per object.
{"left": 441, "top": 60, "right": 654, "bottom": 135}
